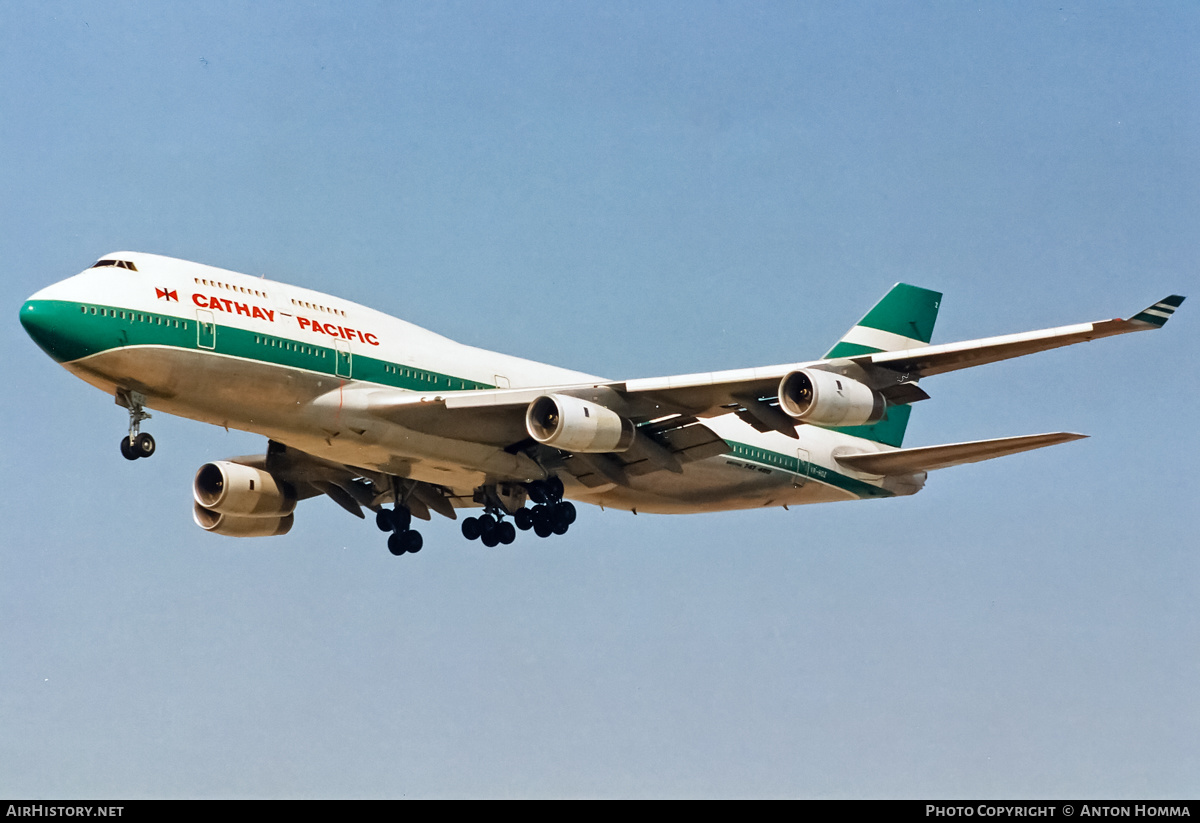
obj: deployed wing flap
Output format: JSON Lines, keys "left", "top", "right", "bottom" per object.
{"left": 565, "top": 452, "right": 630, "bottom": 487}
{"left": 835, "top": 432, "right": 1088, "bottom": 475}
{"left": 650, "top": 419, "right": 730, "bottom": 463}
{"left": 315, "top": 480, "right": 365, "bottom": 518}
{"left": 409, "top": 481, "right": 457, "bottom": 521}
{"left": 551, "top": 416, "right": 729, "bottom": 484}
{"left": 621, "top": 418, "right": 729, "bottom": 477}
{"left": 250, "top": 440, "right": 461, "bottom": 521}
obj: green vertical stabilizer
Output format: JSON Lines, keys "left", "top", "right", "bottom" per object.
{"left": 822, "top": 283, "right": 941, "bottom": 447}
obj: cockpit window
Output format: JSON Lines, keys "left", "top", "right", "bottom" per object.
{"left": 91, "top": 259, "right": 138, "bottom": 271}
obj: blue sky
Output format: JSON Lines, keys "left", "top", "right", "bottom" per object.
{"left": 2, "top": 1, "right": 1197, "bottom": 798}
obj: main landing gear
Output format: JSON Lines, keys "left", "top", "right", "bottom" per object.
{"left": 460, "top": 477, "right": 577, "bottom": 547}
{"left": 376, "top": 504, "right": 423, "bottom": 555}
{"left": 375, "top": 476, "right": 578, "bottom": 558}
{"left": 117, "top": 389, "right": 155, "bottom": 461}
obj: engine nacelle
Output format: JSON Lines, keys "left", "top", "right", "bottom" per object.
{"left": 777, "top": 369, "right": 887, "bottom": 427}
{"left": 193, "top": 461, "right": 296, "bottom": 517}
{"left": 525, "top": 394, "right": 636, "bottom": 453}
{"left": 193, "top": 502, "right": 294, "bottom": 537}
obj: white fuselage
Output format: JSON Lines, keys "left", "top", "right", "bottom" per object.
{"left": 23, "top": 253, "right": 916, "bottom": 513}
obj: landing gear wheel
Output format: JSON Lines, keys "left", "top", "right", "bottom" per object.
{"left": 478, "top": 515, "right": 497, "bottom": 545}
{"left": 403, "top": 530, "right": 423, "bottom": 553}
{"left": 133, "top": 432, "right": 155, "bottom": 458}
{"left": 514, "top": 508, "right": 533, "bottom": 531}
{"left": 545, "top": 476, "right": 564, "bottom": 502}
{"left": 547, "top": 502, "right": 575, "bottom": 530}
{"left": 462, "top": 517, "right": 481, "bottom": 541}
{"left": 388, "top": 530, "right": 423, "bottom": 555}
{"left": 497, "top": 521, "right": 516, "bottom": 545}
{"left": 527, "top": 482, "right": 549, "bottom": 505}
{"left": 376, "top": 510, "right": 394, "bottom": 532}
{"left": 390, "top": 507, "right": 412, "bottom": 532}
{"left": 117, "top": 389, "right": 153, "bottom": 462}
{"left": 557, "top": 501, "right": 576, "bottom": 525}
{"left": 481, "top": 528, "right": 500, "bottom": 548}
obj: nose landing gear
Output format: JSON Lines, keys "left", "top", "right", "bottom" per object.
{"left": 116, "top": 389, "right": 155, "bottom": 461}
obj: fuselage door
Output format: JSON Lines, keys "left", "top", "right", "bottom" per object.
{"left": 335, "top": 339, "right": 352, "bottom": 378}
{"left": 196, "top": 309, "right": 216, "bottom": 350}
{"left": 793, "top": 448, "right": 810, "bottom": 487}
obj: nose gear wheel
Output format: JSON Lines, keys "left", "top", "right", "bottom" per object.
{"left": 116, "top": 389, "right": 155, "bottom": 460}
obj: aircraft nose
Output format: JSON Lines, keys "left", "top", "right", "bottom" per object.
{"left": 20, "top": 299, "right": 78, "bottom": 362}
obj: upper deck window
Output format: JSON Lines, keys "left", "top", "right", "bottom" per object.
{"left": 193, "top": 276, "right": 269, "bottom": 299}
{"left": 291, "top": 297, "right": 346, "bottom": 317}
{"left": 91, "top": 259, "right": 138, "bottom": 271}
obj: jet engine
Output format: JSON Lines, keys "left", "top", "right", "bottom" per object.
{"left": 777, "top": 368, "right": 887, "bottom": 427}
{"left": 192, "top": 503, "right": 294, "bottom": 537}
{"left": 192, "top": 461, "right": 296, "bottom": 537}
{"left": 525, "top": 394, "right": 636, "bottom": 453}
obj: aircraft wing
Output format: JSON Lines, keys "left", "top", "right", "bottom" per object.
{"left": 548, "top": 294, "right": 1185, "bottom": 439}
{"left": 365, "top": 385, "right": 730, "bottom": 484}
{"left": 361, "top": 294, "right": 1182, "bottom": 470}
{"left": 226, "top": 440, "right": 463, "bottom": 521}
{"left": 855, "top": 295, "right": 1186, "bottom": 378}
{"left": 614, "top": 294, "right": 1186, "bottom": 412}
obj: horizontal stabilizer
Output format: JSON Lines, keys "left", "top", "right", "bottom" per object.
{"left": 835, "top": 432, "right": 1088, "bottom": 475}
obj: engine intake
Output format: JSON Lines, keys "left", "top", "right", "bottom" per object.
{"left": 778, "top": 369, "right": 887, "bottom": 427}
{"left": 193, "top": 461, "right": 296, "bottom": 517}
{"left": 525, "top": 394, "right": 636, "bottom": 453}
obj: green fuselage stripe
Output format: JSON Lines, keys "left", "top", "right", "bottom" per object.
{"left": 723, "top": 440, "right": 893, "bottom": 499}
{"left": 22, "top": 299, "right": 495, "bottom": 393}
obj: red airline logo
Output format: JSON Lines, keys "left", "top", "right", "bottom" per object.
{"left": 298, "top": 315, "right": 380, "bottom": 346}
{"left": 156, "top": 288, "right": 179, "bottom": 302}
{"left": 192, "top": 292, "right": 275, "bottom": 322}
{"left": 188, "top": 292, "right": 382, "bottom": 346}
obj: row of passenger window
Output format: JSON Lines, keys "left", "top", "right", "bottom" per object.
{"left": 253, "top": 334, "right": 325, "bottom": 358}
{"left": 379, "top": 363, "right": 485, "bottom": 390}
{"left": 730, "top": 442, "right": 792, "bottom": 468}
{"left": 291, "top": 297, "right": 346, "bottom": 318}
{"left": 75, "top": 305, "right": 492, "bottom": 393}
{"left": 194, "top": 276, "right": 269, "bottom": 300}
{"left": 80, "top": 304, "right": 186, "bottom": 329}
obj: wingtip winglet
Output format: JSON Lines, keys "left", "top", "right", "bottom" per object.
{"left": 1129, "top": 295, "right": 1185, "bottom": 328}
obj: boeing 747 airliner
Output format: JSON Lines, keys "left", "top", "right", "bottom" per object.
{"left": 20, "top": 252, "right": 1184, "bottom": 555}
